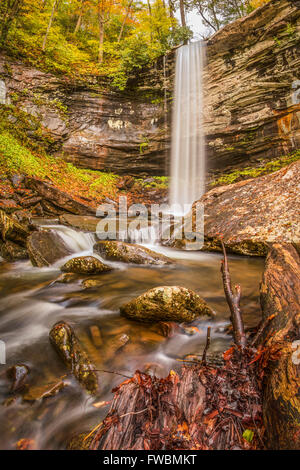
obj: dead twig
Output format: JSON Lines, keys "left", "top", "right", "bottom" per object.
{"left": 202, "top": 327, "right": 211, "bottom": 364}
{"left": 83, "top": 369, "right": 132, "bottom": 379}
{"left": 220, "top": 241, "right": 247, "bottom": 349}
{"left": 250, "top": 314, "right": 276, "bottom": 347}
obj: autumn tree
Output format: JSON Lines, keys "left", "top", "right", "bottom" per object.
{"left": 117, "top": 0, "right": 134, "bottom": 42}
{"left": 187, "top": 0, "right": 251, "bottom": 33}
{"left": 97, "top": 0, "right": 113, "bottom": 63}
{"left": 0, "top": 0, "right": 25, "bottom": 46}
{"left": 42, "top": 0, "right": 61, "bottom": 51}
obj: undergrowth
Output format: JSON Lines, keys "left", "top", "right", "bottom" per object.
{"left": 211, "top": 151, "right": 300, "bottom": 187}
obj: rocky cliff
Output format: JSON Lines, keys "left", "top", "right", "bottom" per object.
{"left": 165, "top": 159, "right": 300, "bottom": 256}
{"left": 0, "top": 0, "right": 299, "bottom": 177}
{"left": 204, "top": 0, "right": 300, "bottom": 176}
{"left": 0, "top": 56, "right": 171, "bottom": 176}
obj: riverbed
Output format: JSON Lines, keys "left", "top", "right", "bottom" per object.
{"left": 0, "top": 226, "right": 264, "bottom": 449}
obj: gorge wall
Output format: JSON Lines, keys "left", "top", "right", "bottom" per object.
{"left": 204, "top": 0, "right": 300, "bottom": 176}
{"left": 0, "top": 0, "right": 299, "bottom": 177}
{"left": 0, "top": 55, "right": 170, "bottom": 176}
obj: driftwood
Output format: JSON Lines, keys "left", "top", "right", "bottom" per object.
{"left": 90, "top": 354, "right": 263, "bottom": 450}
{"left": 260, "top": 243, "right": 300, "bottom": 450}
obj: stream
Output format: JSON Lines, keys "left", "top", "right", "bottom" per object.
{"left": 0, "top": 224, "right": 264, "bottom": 450}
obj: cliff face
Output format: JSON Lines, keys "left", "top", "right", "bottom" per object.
{"left": 204, "top": 0, "right": 300, "bottom": 175}
{"left": 0, "top": 0, "right": 299, "bottom": 177}
{"left": 0, "top": 56, "right": 171, "bottom": 176}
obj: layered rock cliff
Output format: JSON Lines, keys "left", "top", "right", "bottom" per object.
{"left": 0, "top": 0, "right": 299, "bottom": 177}
{"left": 204, "top": 0, "right": 300, "bottom": 175}
{"left": 0, "top": 56, "right": 170, "bottom": 176}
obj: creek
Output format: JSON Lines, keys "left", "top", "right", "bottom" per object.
{"left": 0, "top": 224, "right": 264, "bottom": 449}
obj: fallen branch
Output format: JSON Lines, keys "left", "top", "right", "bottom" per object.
{"left": 221, "top": 241, "right": 247, "bottom": 349}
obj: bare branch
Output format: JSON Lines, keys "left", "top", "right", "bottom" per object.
{"left": 221, "top": 241, "right": 247, "bottom": 349}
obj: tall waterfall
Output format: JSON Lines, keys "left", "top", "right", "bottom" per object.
{"left": 169, "top": 42, "right": 206, "bottom": 214}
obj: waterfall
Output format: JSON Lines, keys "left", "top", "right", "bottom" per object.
{"left": 169, "top": 41, "right": 206, "bottom": 214}
{"left": 40, "top": 224, "right": 95, "bottom": 253}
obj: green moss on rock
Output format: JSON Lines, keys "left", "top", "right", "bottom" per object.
{"left": 94, "top": 240, "right": 172, "bottom": 265}
{"left": 120, "top": 286, "right": 214, "bottom": 323}
{"left": 60, "top": 256, "right": 112, "bottom": 274}
{"left": 49, "top": 321, "right": 98, "bottom": 394}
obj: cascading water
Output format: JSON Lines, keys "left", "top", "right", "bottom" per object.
{"left": 169, "top": 41, "right": 206, "bottom": 214}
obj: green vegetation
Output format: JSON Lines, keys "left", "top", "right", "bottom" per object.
{"left": 211, "top": 150, "right": 300, "bottom": 187}
{"left": 0, "top": 1, "right": 268, "bottom": 88}
{"left": 0, "top": 0, "right": 190, "bottom": 89}
{"left": 0, "top": 103, "right": 120, "bottom": 201}
{"left": 0, "top": 130, "right": 119, "bottom": 200}
{"left": 136, "top": 176, "right": 168, "bottom": 189}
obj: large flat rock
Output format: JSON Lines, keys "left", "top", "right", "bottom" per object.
{"left": 167, "top": 160, "right": 300, "bottom": 256}
{"left": 25, "top": 178, "right": 95, "bottom": 216}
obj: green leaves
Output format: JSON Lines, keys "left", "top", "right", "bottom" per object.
{"left": 243, "top": 429, "right": 254, "bottom": 443}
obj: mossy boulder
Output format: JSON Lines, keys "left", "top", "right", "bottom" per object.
{"left": 93, "top": 240, "right": 172, "bottom": 265}
{"left": 60, "top": 256, "right": 112, "bottom": 274}
{"left": 0, "top": 240, "right": 28, "bottom": 261}
{"left": 120, "top": 286, "right": 214, "bottom": 323}
{"left": 49, "top": 321, "right": 98, "bottom": 394}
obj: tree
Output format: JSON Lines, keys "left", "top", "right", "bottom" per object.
{"left": 118, "top": 0, "right": 133, "bottom": 43}
{"left": 188, "top": 0, "right": 250, "bottom": 33}
{"left": 179, "top": 0, "right": 186, "bottom": 28}
{"left": 74, "top": 0, "right": 84, "bottom": 34}
{"left": 0, "top": 0, "right": 25, "bottom": 46}
{"left": 97, "top": 0, "right": 113, "bottom": 63}
{"left": 42, "top": 0, "right": 61, "bottom": 51}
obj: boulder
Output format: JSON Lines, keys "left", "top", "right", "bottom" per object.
{"left": 0, "top": 210, "right": 30, "bottom": 246}
{"left": 0, "top": 240, "right": 28, "bottom": 261}
{"left": 25, "top": 178, "right": 96, "bottom": 215}
{"left": 93, "top": 240, "right": 172, "bottom": 265}
{"left": 259, "top": 243, "right": 300, "bottom": 450}
{"left": 49, "top": 321, "right": 98, "bottom": 394}
{"left": 166, "top": 161, "right": 300, "bottom": 256}
{"left": 59, "top": 214, "right": 100, "bottom": 232}
{"left": 60, "top": 256, "right": 112, "bottom": 274}
{"left": 82, "top": 278, "right": 104, "bottom": 289}
{"left": 0, "top": 199, "right": 21, "bottom": 213}
{"left": 27, "top": 230, "right": 73, "bottom": 267}
{"left": 120, "top": 286, "right": 214, "bottom": 323}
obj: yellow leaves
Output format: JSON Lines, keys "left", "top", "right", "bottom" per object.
{"left": 250, "top": 0, "right": 270, "bottom": 8}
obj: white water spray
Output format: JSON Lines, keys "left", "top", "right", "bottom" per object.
{"left": 169, "top": 41, "right": 206, "bottom": 213}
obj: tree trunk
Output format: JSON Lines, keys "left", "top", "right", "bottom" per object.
{"left": 260, "top": 243, "right": 300, "bottom": 449}
{"left": 42, "top": 0, "right": 59, "bottom": 51}
{"left": 117, "top": 0, "right": 133, "bottom": 43}
{"left": 98, "top": 17, "right": 104, "bottom": 64}
{"left": 0, "top": 0, "right": 23, "bottom": 46}
{"left": 168, "top": 0, "right": 174, "bottom": 19}
{"left": 179, "top": 0, "right": 186, "bottom": 28}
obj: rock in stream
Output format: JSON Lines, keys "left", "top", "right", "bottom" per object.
{"left": 60, "top": 256, "right": 112, "bottom": 274}
{"left": 93, "top": 240, "right": 172, "bottom": 265}
{"left": 120, "top": 286, "right": 214, "bottom": 323}
{"left": 49, "top": 321, "right": 98, "bottom": 394}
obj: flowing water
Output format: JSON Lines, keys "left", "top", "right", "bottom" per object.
{"left": 0, "top": 224, "right": 264, "bottom": 449}
{"left": 169, "top": 42, "right": 206, "bottom": 213}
